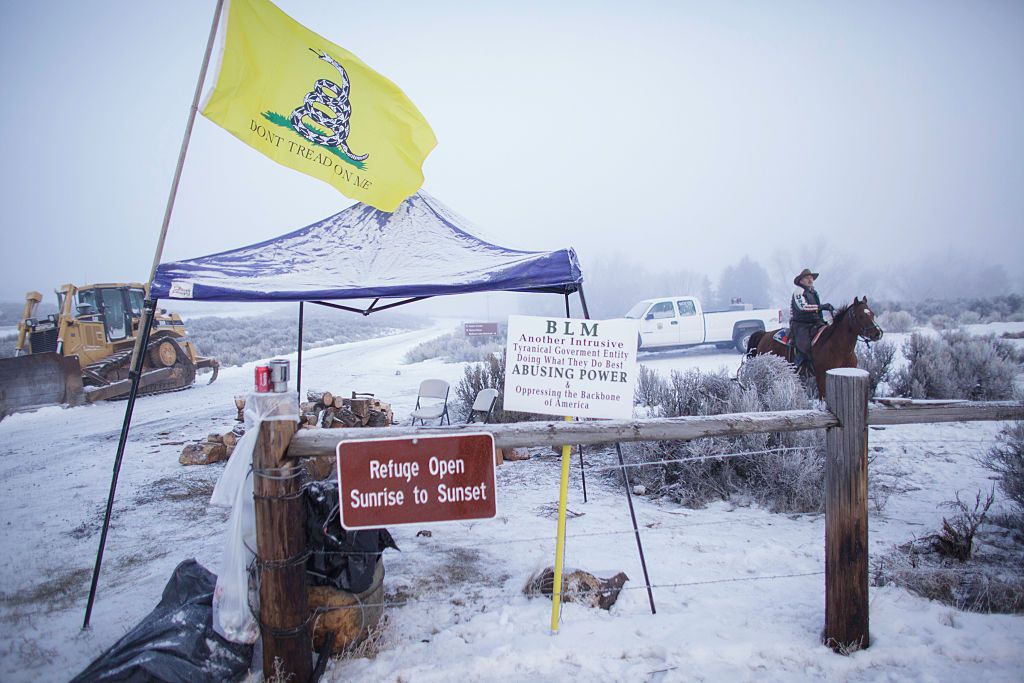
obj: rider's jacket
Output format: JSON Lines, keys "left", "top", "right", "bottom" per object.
{"left": 790, "top": 286, "right": 825, "bottom": 325}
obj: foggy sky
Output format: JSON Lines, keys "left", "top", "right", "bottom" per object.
{"left": 1, "top": 0, "right": 1021, "bottom": 307}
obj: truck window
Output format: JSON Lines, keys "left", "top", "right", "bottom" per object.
{"left": 648, "top": 301, "right": 675, "bottom": 319}
{"left": 624, "top": 301, "right": 651, "bottom": 319}
{"left": 676, "top": 300, "right": 697, "bottom": 317}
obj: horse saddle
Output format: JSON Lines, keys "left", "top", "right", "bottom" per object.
{"left": 773, "top": 326, "right": 827, "bottom": 348}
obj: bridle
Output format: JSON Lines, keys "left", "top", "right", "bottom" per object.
{"left": 849, "top": 306, "right": 883, "bottom": 347}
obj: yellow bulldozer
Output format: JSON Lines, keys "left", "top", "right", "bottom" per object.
{"left": 0, "top": 283, "right": 218, "bottom": 415}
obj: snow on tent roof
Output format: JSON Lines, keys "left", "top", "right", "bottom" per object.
{"left": 151, "top": 191, "right": 583, "bottom": 302}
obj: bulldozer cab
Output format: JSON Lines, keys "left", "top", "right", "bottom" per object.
{"left": 73, "top": 285, "right": 143, "bottom": 343}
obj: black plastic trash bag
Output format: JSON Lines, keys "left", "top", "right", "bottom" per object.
{"left": 305, "top": 479, "right": 398, "bottom": 593}
{"left": 71, "top": 560, "right": 252, "bottom": 683}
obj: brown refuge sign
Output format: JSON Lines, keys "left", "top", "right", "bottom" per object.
{"left": 336, "top": 433, "right": 497, "bottom": 529}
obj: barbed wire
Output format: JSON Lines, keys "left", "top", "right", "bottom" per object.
{"left": 307, "top": 569, "right": 826, "bottom": 614}
{"left": 585, "top": 445, "right": 819, "bottom": 473}
{"left": 412, "top": 516, "right": 789, "bottom": 550}
{"left": 869, "top": 438, "right": 998, "bottom": 445}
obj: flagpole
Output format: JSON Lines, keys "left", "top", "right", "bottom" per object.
{"left": 83, "top": 0, "right": 226, "bottom": 629}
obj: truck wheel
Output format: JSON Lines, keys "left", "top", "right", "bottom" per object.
{"left": 734, "top": 329, "right": 756, "bottom": 354}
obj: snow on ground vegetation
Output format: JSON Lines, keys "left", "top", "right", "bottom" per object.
{"left": 0, "top": 321, "right": 1021, "bottom": 682}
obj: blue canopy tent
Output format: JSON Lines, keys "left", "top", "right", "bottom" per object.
{"left": 153, "top": 191, "right": 584, "bottom": 303}
{"left": 150, "top": 190, "right": 588, "bottom": 392}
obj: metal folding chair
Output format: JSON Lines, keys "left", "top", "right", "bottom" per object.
{"left": 467, "top": 388, "right": 498, "bottom": 424}
{"left": 409, "top": 379, "right": 450, "bottom": 425}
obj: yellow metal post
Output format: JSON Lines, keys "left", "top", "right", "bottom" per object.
{"left": 550, "top": 415, "right": 573, "bottom": 634}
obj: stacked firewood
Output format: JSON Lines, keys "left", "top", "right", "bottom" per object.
{"left": 180, "top": 425, "right": 245, "bottom": 466}
{"left": 301, "top": 390, "right": 394, "bottom": 430}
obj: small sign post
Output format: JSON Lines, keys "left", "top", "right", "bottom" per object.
{"left": 336, "top": 433, "right": 497, "bottom": 530}
{"left": 502, "top": 315, "right": 639, "bottom": 633}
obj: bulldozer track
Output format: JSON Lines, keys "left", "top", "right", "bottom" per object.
{"left": 83, "top": 338, "right": 198, "bottom": 400}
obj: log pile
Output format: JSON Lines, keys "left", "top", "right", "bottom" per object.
{"left": 180, "top": 426, "right": 245, "bottom": 466}
{"left": 301, "top": 390, "right": 394, "bottom": 430}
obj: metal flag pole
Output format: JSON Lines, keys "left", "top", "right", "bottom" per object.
{"left": 84, "top": 0, "right": 226, "bottom": 628}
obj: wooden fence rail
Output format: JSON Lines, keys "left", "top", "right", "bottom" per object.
{"left": 286, "top": 400, "right": 1024, "bottom": 457}
{"left": 254, "top": 371, "right": 1023, "bottom": 679}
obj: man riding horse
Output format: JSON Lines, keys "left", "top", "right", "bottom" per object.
{"left": 790, "top": 268, "right": 834, "bottom": 373}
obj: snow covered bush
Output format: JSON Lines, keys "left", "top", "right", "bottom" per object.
{"left": 621, "top": 355, "right": 825, "bottom": 512}
{"left": 856, "top": 339, "right": 896, "bottom": 396}
{"left": 404, "top": 326, "right": 506, "bottom": 364}
{"left": 873, "top": 488, "right": 1024, "bottom": 614}
{"left": 453, "top": 350, "right": 544, "bottom": 423}
{"left": 892, "top": 331, "right": 1018, "bottom": 400}
{"left": 633, "top": 364, "right": 665, "bottom": 409}
{"left": 958, "top": 310, "right": 981, "bottom": 325}
{"left": 977, "top": 422, "right": 1024, "bottom": 514}
{"left": 877, "top": 310, "right": 914, "bottom": 333}
{"left": 929, "top": 314, "right": 956, "bottom": 331}
{"left": 186, "top": 313, "right": 420, "bottom": 367}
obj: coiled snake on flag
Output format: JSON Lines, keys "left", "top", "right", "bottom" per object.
{"left": 291, "top": 49, "right": 368, "bottom": 161}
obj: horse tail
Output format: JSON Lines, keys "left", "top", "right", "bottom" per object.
{"left": 745, "top": 330, "right": 765, "bottom": 357}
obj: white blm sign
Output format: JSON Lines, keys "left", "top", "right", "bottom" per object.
{"left": 503, "top": 315, "right": 640, "bottom": 420}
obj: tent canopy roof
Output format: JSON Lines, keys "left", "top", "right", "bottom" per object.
{"left": 151, "top": 192, "right": 582, "bottom": 303}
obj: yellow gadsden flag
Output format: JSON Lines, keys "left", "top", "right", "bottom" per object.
{"left": 202, "top": 0, "right": 437, "bottom": 211}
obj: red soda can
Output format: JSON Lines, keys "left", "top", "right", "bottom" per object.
{"left": 255, "top": 365, "right": 270, "bottom": 392}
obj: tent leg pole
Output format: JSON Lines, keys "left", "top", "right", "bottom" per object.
{"left": 576, "top": 287, "right": 590, "bottom": 502}
{"left": 577, "top": 286, "right": 653, "bottom": 612}
{"left": 615, "top": 442, "right": 656, "bottom": 614}
{"left": 83, "top": 297, "right": 159, "bottom": 628}
{"left": 297, "top": 302, "right": 304, "bottom": 398}
{"left": 564, "top": 293, "right": 571, "bottom": 317}
{"left": 577, "top": 285, "right": 591, "bottom": 319}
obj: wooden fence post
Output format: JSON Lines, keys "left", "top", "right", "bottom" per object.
{"left": 253, "top": 418, "right": 312, "bottom": 681}
{"left": 824, "top": 368, "right": 870, "bottom": 652}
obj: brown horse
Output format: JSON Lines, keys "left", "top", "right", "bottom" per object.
{"left": 745, "top": 297, "right": 883, "bottom": 397}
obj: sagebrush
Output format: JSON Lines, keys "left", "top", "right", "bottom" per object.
{"left": 452, "top": 350, "right": 545, "bottom": 423}
{"left": 622, "top": 355, "right": 826, "bottom": 512}
{"left": 976, "top": 422, "right": 1024, "bottom": 513}
{"left": 856, "top": 339, "right": 896, "bottom": 397}
{"left": 872, "top": 508, "right": 1024, "bottom": 614}
{"left": 404, "top": 326, "right": 506, "bottom": 364}
{"left": 892, "top": 331, "right": 1019, "bottom": 400}
{"left": 184, "top": 313, "right": 421, "bottom": 367}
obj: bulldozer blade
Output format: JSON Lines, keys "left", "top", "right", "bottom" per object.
{"left": 0, "top": 353, "right": 84, "bottom": 415}
{"left": 83, "top": 367, "right": 176, "bottom": 403}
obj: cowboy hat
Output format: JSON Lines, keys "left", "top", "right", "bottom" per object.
{"left": 793, "top": 268, "right": 819, "bottom": 286}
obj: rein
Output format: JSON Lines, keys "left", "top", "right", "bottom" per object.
{"left": 831, "top": 306, "right": 883, "bottom": 348}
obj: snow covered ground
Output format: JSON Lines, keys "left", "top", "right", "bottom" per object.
{"left": 0, "top": 322, "right": 1022, "bottom": 682}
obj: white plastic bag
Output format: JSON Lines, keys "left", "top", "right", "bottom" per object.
{"left": 211, "top": 391, "right": 299, "bottom": 643}
{"left": 212, "top": 469, "right": 259, "bottom": 643}
{"left": 211, "top": 391, "right": 299, "bottom": 508}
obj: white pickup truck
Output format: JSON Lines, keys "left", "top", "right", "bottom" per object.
{"left": 624, "top": 296, "right": 783, "bottom": 353}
